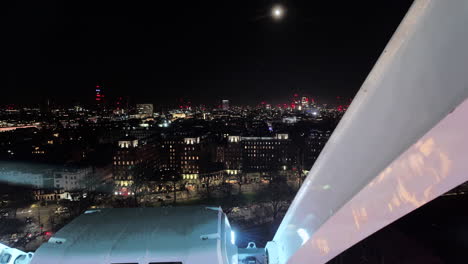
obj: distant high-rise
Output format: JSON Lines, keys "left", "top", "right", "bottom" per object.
{"left": 95, "top": 85, "right": 105, "bottom": 106}
{"left": 136, "top": 104, "right": 154, "bottom": 118}
{"left": 39, "top": 97, "right": 50, "bottom": 115}
{"left": 222, "top": 100, "right": 230, "bottom": 110}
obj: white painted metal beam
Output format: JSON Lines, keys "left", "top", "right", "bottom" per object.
{"left": 268, "top": 0, "right": 468, "bottom": 263}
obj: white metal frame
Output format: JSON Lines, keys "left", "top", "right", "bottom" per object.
{"left": 269, "top": 0, "right": 468, "bottom": 263}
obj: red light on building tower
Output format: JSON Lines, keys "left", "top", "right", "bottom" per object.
{"left": 95, "top": 85, "right": 104, "bottom": 104}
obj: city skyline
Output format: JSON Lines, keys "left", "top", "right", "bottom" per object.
{"left": 0, "top": 93, "right": 351, "bottom": 111}
{"left": 3, "top": 1, "right": 414, "bottom": 105}
{"left": 2, "top": 1, "right": 468, "bottom": 263}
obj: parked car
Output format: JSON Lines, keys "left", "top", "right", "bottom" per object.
{"left": 54, "top": 207, "right": 69, "bottom": 215}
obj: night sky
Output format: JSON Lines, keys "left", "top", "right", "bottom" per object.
{"left": 3, "top": 1, "right": 414, "bottom": 107}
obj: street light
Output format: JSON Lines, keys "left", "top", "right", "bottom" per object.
{"left": 272, "top": 5, "right": 285, "bottom": 20}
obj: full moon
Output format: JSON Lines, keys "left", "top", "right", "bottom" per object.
{"left": 272, "top": 5, "right": 285, "bottom": 19}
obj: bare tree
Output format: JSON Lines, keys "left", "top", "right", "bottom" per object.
{"left": 130, "top": 166, "right": 154, "bottom": 206}
{"left": 256, "top": 172, "right": 296, "bottom": 221}
{"left": 131, "top": 177, "right": 145, "bottom": 207}
{"left": 235, "top": 173, "right": 245, "bottom": 194}
{"left": 203, "top": 176, "right": 212, "bottom": 198}
{"left": 168, "top": 175, "right": 183, "bottom": 205}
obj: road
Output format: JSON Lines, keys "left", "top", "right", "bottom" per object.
{"left": 15, "top": 203, "right": 59, "bottom": 231}
{"left": 0, "top": 202, "right": 60, "bottom": 251}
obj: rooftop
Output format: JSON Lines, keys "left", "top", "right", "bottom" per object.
{"left": 31, "top": 207, "right": 225, "bottom": 264}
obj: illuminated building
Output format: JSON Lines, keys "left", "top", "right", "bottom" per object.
{"left": 51, "top": 167, "right": 93, "bottom": 192}
{"left": 303, "top": 130, "right": 331, "bottom": 168}
{"left": 222, "top": 100, "right": 230, "bottom": 110}
{"left": 0, "top": 162, "right": 104, "bottom": 202}
{"left": 35, "top": 165, "right": 108, "bottom": 201}
{"left": 114, "top": 96, "right": 128, "bottom": 115}
{"left": 113, "top": 135, "right": 158, "bottom": 195}
{"left": 242, "top": 133, "right": 291, "bottom": 172}
{"left": 181, "top": 137, "right": 204, "bottom": 180}
{"left": 171, "top": 112, "right": 187, "bottom": 120}
{"left": 160, "top": 137, "right": 182, "bottom": 175}
{"left": 126, "top": 126, "right": 159, "bottom": 140}
{"left": 216, "top": 136, "right": 242, "bottom": 174}
{"left": 136, "top": 104, "right": 154, "bottom": 118}
{"left": 160, "top": 135, "right": 214, "bottom": 181}
{"left": 292, "top": 94, "right": 301, "bottom": 109}
{"left": 95, "top": 85, "right": 105, "bottom": 106}
{"left": 217, "top": 134, "right": 292, "bottom": 173}
{"left": 282, "top": 116, "right": 297, "bottom": 124}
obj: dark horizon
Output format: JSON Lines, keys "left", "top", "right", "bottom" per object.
{"left": 3, "top": 1, "right": 413, "bottom": 106}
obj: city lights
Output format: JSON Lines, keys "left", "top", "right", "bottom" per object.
{"left": 3, "top": 0, "right": 460, "bottom": 262}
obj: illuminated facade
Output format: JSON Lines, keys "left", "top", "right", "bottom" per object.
{"left": 216, "top": 135, "right": 243, "bottom": 175}
{"left": 160, "top": 136, "right": 214, "bottom": 181}
{"left": 171, "top": 112, "right": 187, "bottom": 120}
{"left": 222, "top": 100, "right": 230, "bottom": 110}
{"left": 303, "top": 130, "right": 331, "bottom": 169}
{"left": 217, "top": 133, "right": 293, "bottom": 173}
{"left": 136, "top": 104, "right": 154, "bottom": 118}
{"left": 160, "top": 137, "right": 184, "bottom": 179}
{"left": 181, "top": 137, "right": 202, "bottom": 179}
{"left": 52, "top": 167, "right": 92, "bottom": 191}
{"left": 242, "top": 134, "right": 291, "bottom": 172}
{"left": 113, "top": 135, "right": 158, "bottom": 195}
